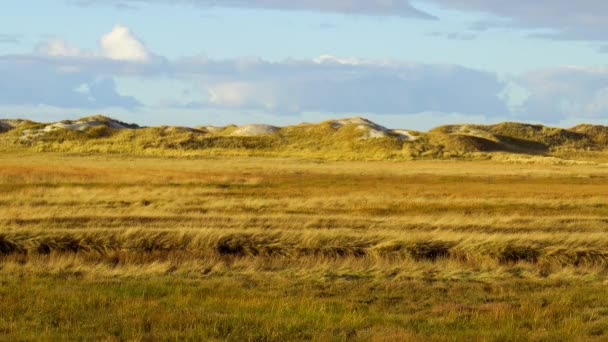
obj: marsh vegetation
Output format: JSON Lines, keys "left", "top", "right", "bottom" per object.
{"left": 2, "top": 153, "right": 608, "bottom": 340}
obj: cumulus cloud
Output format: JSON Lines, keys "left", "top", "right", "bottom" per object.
{"left": 100, "top": 25, "right": 150, "bottom": 62}
{"left": 0, "top": 25, "right": 160, "bottom": 109}
{"left": 74, "top": 0, "right": 435, "bottom": 18}
{"left": 0, "top": 25, "right": 168, "bottom": 109}
{"left": 37, "top": 25, "right": 150, "bottom": 63}
{"left": 0, "top": 20, "right": 512, "bottom": 120}
{"left": 9, "top": 23, "right": 608, "bottom": 123}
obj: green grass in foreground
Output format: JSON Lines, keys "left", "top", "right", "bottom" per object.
{"left": 3, "top": 273, "right": 608, "bottom": 341}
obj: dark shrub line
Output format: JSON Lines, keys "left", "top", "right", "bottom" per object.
{"left": 2, "top": 232, "right": 607, "bottom": 266}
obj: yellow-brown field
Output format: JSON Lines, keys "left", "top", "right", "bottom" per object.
{"left": 2, "top": 152, "right": 608, "bottom": 340}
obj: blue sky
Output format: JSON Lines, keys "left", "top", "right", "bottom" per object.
{"left": 2, "top": 0, "right": 608, "bottom": 129}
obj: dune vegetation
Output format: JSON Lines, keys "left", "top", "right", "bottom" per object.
{"left": 2, "top": 150, "right": 608, "bottom": 340}
{"left": 3, "top": 115, "right": 608, "bottom": 163}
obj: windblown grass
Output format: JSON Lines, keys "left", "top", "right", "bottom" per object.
{"left": 2, "top": 152, "right": 608, "bottom": 340}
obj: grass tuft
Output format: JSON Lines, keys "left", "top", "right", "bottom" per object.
{"left": 0, "top": 234, "right": 23, "bottom": 254}
{"left": 404, "top": 240, "right": 455, "bottom": 261}
{"left": 498, "top": 244, "right": 542, "bottom": 264}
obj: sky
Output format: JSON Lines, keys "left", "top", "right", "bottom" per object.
{"left": 2, "top": 1, "right": 608, "bottom": 130}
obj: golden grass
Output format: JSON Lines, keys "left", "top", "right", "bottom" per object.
{"left": 5, "top": 115, "right": 608, "bottom": 163}
{"left": 2, "top": 152, "right": 608, "bottom": 340}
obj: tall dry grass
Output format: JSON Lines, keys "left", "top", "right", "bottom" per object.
{"left": 3, "top": 152, "right": 608, "bottom": 340}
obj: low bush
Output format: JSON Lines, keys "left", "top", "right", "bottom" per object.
{"left": 498, "top": 244, "right": 541, "bottom": 264}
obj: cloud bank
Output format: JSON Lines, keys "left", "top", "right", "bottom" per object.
{"left": 427, "top": 1, "right": 608, "bottom": 41}
{"left": 4, "top": 24, "right": 608, "bottom": 124}
{"left": 0, "top": 24, "right": 507, "bottom": 116}
{"left": 1, "top": 25, "right": 152, "bottom": 109}
{"left": 74, "top": 0, "right": 434, "bottom": 18}
{"left": 516, "top": 66, "right": 608, "bottom": 120}
{"left": 0, "top": 56, "right": 140, "bottom": 109}
{"left": 76, "top": 0, "right": 608, "bottom": 43}
{"left": 183, "top": 56, "right": 507, "bottom": 115}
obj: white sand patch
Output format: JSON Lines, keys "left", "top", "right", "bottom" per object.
{"left": 105, "top": 120, "right": 132, "bottom": 129}
{"left": 328, "top": 117, "right": 394, "bottom": 139}
{"left": 43, "top": 121, "right": 105, "bottom": 132}
{"left": 330, "top": 117, "right": 387, "bottom": 130}
{"left": 20, "top": 130, "right": 44, "bottom": 140}
{"left": 391, "top": 129, "right": 420, "bottom": 141}
{"left": 19, "top": 117, "right": 134, "bottom": 140}
{"left": 365, "top": 128, "right": 388, "bottom": 139}
{"left": 358, "top": 125, "right": 388, "bottom": 139}
{"left": 43, "top": 118, "right": 133, "bottom": 132}
{"left": 443, "top": 125, "right": 497, "bottom": 141}
{"left": 199, "top": 126, "right": 225, "bottom": 133}
{"left": 230, "top": 124, "right": 279, "bottom": 136}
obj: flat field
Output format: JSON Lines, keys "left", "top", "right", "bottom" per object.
{"left": 2, "top": 152, "right": 608, "bottom": 340}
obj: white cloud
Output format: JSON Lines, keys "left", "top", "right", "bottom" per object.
{"left": 0, "top": 55, "right": 140, "bottom": 109}
{"left": 207, "top": 82, "right": 277, "bottom": 109}
{"left": 10, "top": 24, "right": 608, "bottom": 124}
{"left": 37, "top": 38, "right": 88, "bottom": 58}
{"left": 1, "top": 44, "right": 509, "bottom": 116}
{"left": 100, "top": 25, "right": 150, "bottom": 62}
{"left": 313, "top": 55, "right": 365, "bottom": 66}
{"left": 36, "top": 25, "right": 150, "bottom": 63}
{"left": 516, "top": 66, "right": 608, "bottom": 121}
{"left": 184, "top": 56, "right": 508, "bottom": 115}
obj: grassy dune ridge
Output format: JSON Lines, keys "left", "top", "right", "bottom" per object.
{"left": 2, "top": 152, "right": 608, "bottom": 340}
{"left": 3, "top": 115, "right": 608, "bottom": 161}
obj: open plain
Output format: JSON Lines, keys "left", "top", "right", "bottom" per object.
{"left": 2, "top": 152, "right": 608, "bottom": 340}
{"left": 5, "top": 0, "right": 608, "bottom": 339}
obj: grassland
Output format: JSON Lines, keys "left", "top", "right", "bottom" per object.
{"left": 2, "top": 152, "right": 608, "bottom": 340}
{"left": 4, "top": 115, "right": 608, "bottom": 163}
